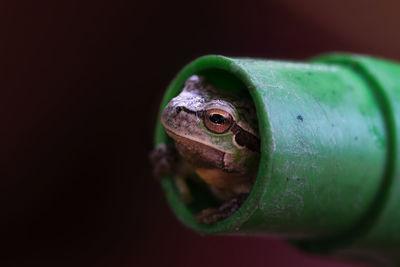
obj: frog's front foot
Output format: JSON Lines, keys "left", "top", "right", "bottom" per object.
{"left": 149, "top": 143, "right": 179, "bottom": 180}
{"left": 195, "top": 194, "right": 248, "bottom": 224}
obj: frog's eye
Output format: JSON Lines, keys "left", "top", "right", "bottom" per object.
{"left": 204, "top": 109, "right": 233, "bottom": 134}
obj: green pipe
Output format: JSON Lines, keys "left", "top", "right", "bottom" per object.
{"left": 154, "top": 53, "right": 400, "bottom": 264}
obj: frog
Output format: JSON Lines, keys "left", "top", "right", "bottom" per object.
{"left": 150, "top": 75, "right": 260, "bottom": 224}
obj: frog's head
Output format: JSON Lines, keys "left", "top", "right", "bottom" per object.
{"left": 161, "top": 75, "right": 259, "bottom": 175}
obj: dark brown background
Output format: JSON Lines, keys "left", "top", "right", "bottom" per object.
{"left": 1, "top": 0, "right": 399, "bottom": 266}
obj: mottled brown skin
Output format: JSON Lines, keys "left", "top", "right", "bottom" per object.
{"left": 153, "top": 75, "right": 260, "bottom": 224}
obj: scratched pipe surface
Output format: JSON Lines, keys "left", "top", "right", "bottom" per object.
{"left": 154, "top": 54, "right": 400, "bottom": 264}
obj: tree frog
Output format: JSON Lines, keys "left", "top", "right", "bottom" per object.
{"left": 150, "top": 75, "right": 260, "bottom": 224}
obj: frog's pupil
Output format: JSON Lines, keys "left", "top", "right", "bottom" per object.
{"left": 209, "top": 114, "right": 226, "bottom": 124}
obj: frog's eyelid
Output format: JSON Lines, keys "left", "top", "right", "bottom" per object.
{"left": 203, "top": 102, "right": 236, "bottom": 117}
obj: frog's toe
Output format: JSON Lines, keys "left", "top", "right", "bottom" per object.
{"left": 195, "top": 194, "right": 249, "bottom": 224}
{"left": 149, "top": 143, "right": 179, "bottom": 179}
{"left": 195, "top": 208, "right": 224, "bottom": 224}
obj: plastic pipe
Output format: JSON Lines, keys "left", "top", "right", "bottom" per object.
{"left": 153, "top": 53, "right": 400, "bottom": 264}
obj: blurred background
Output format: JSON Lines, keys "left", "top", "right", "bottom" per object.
{"left": 1, "top": 0, "right": 399, "bottom": 266}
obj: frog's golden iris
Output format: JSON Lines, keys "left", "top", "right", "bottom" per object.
{"left": 204, "top": 108, "right": 233, "bottom": 134}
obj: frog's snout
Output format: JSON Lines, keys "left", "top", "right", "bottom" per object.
{"left": 161, "top": 103, "right": 190, "bottom": 130}
{"left": 161, "top": 104, "right": 178, "bottom": 123}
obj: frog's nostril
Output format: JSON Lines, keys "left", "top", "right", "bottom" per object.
{"left": 176, "top": 106, "right": 182, "bottom": 113}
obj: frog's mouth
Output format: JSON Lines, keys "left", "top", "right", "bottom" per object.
{"left": 164, "top": 128, "right": 226, "bottom": 170}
